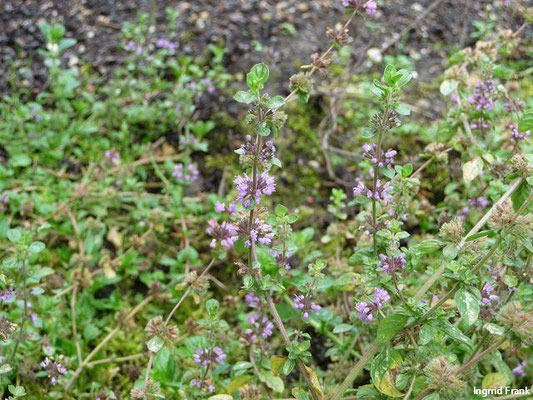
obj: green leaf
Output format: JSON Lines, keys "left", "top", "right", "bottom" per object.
{"left": 418, "top": 324, "right": 437, "bottom": 346}
{"left": 233, "top": 361, "right": 254, "bottom": 371}
{"left": 395, "top": 103, "right": 410, "bottom": 116}
{"left": 283, "top": 359, "right": 295, "bottom": 375}
{"left": 257, "top": 126, "right": 271, "bottom": 137}
{"left": 147, "top": 336, "right": 164, "bottom": 353}
{"left": 482, "top": 372, "right": 509, "bottom": 390}
{"left": 270, "top": 355, "right": 287, "bottom": 375}
{"left": 512, "top": 181, "right": 531, "bottom": 213}
{"left": 275, "top": 204, "right": 288, "bottom": 217}
{"left": 443, "top": 244, "right": 458, "bottom": 261}
{"left": 7, "top": 229, "right": 21, "bottom": 243}
{"left": 440, "top": 80, "right": 458, "bottom": 96}
{"left": 417, "top": 239, "right": 442, "bottom": 255}
{"left": 463, "top": 157, "right": 483, "bottom": 183}
{"left": 333, "top": 323, "right": 353, "bottom": 334}
{"left": 395, "top": 69, "right": 412, "bottom": 89}
{"left": 455, "top": 288, "right": 480, "bottom": 325}
{"left": 0, "top": 364, "right": 12, "bottom": 374}
{"left": 29, "top": 241, "right": 45, "bottom": 253}
{"left": 518, "top": 109, "right": 533, "bottom": 132}
{"left": 259, "top": 370, "right": 284, "bottom": 393}
{"left": 371, "top": 347, "right": 404, "bottom": 397}
{"left": 209, "top": 395, "right": 233, "bottom": 400}
{"left": 483, "top": 323, "right": 505, "bottom": 336}
{"left": 247, "top": 63, "right": 269, "bottom": 92}
{"left": 267, "top": 95, "right": 285, "bottom": 109}
{"left": 377, "top": 314, "right": 409, "bottom": 343}
{"left": 383, "top": 64, "right": 397, "bottom": 85}
{"left": 206, "top": 299, "right": 220, "bottom": 316}
{"left": 435, "top": 321, "right": 472, "bottom": 348}
{"left": 234, "top": 90, "right": 256, "bottom": 104}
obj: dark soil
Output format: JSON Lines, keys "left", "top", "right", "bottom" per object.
{"left": 1, "top": 0, "right": 523, "bottom": 96}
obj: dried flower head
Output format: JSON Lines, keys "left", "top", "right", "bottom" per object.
{"left": 424, "top": 357, "right": 466, "bottom": 398}
{"left": 145, "top": 316, "right": 179, "bottom": 343}
{"left": 497, "top": 302, "right": 533, "bottom": 344}
{"left": 0, "top": 317, "right": 17, "bottom": 342}
{"left": 440, "top": 217, "right": 464, "bottom": 244}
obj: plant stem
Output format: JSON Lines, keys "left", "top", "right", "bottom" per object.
{"left": 414, "top": 177, "right": 524, "bottom": 301}
{"left": 330, "top": 342, "right": 381, "bottom": 400}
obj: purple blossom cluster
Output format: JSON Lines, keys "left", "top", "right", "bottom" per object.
{"left": 124, "top": 41, "right": 143, "bottom": 56}
{"left": 293, "top": 294, "right": 321, "bottom": 319}
{"left": 353, "top": 177, "right": 393, "bottom": 204}
{"left": 469, "top": 80, "right": 496, "bottom": 111}
{"left": 355, "top": 288, "right": 390, "bottom": 322}
{"left": 512, "top": 361, "right": 527, "bottom": 378}
{"left": 470, "top": 118, "right": 492, "bottom": 132}
{"left": 270, "top": 249, "right": 291, "bottom": 270}
{"left": 509, "top": 123, "right": 531, "bottom": 141}
{"left": 244, "top": 292, "right": 260, "bottom": 308}
{"left": 0, "top": 288, "right": 15, "bottom": 302}
{"left": 1, "top": 192, "right": 8, "bottom": 204}
{"left": 481, "top": 282, "right": 500, "bottom": 306}
{"left": 201, "top": 77, "right": 216, "bottom": 94}
{"left": 468, "top": 196, "right": 490, "bottom": 211}
{"left": 214, "top": 202, "right": 236, "bottom": 216}
{"left": 206, "top": 220, "right": 238, "bottom": 249}
{"left": 189, "top": 379, "right": 215, "bottom": 393}
{"left": 237, "top": 135, "right": 276, "bottom": 162}
{"left": 155, "top": 38, "right": 176, "bottom": 51}
{"left": 362, "top": 143, "right": 396, "bottom": 168}
{"left": 243, "top": 314, "right": 274, "bottom": 341}
{"left": 193, "top": 347, "right": 226, "bottom": 366}
{"left": 504, "top": 99, "right": 525, "bottom": 113}
{"left": 104, "top": 149, "right": 121, "bottom": 165}
{"left": 172, "top": 163, "right": 200, "bottom": 183}
{"left": 342, "top": 0, "right": 377, "bottom": 15}
{"left": 238, "top": 218, "right": 274, "bottom": 248}
{"left": 234, "top": 172, "right": 276, "bottom": 207}
{"left": 377, "top": 253, "right": 407, "bottom": 275}
{"left": 40, "top": 358, "right": 67, "bottom": 385}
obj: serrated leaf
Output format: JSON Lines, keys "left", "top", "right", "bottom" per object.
{"left": 455, "top": 288, "right": 480, "bottom": 326}
{"left": 482, "top": 372, "right": 508, "bottom": 390}
{"left": 377, "top": 314, "right": 408, "bottom": 343}
{"left": 440, "top": 80, "right": 458, "bottom": 96}
{"left": 234, "top": 90, "right": 256, "bottom": 104}
{"left": 270, "top": 355, "right": 287, "bottom": 375}
{"left": 333, "top": 323, "right": 353, "bottom": 334}
{"left": 147, "top": 336, "right": 164, "bottom": 353}
{"left": 463, "top": 157, "right": 483, "bottom": 183}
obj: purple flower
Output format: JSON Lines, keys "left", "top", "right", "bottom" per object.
{"left": 293, "top": 294, "right": 321, "bottom": 319}
{"left": 155, "top": 38, "right": 176, "bottom": 51}
{"left": 234, "top": 172, "right": 276, "bottom": 207}
{"left": 356, "top": 288, "right": 390, "bottom": 322}
{"left": 243, "top": 314, "right": 274, "bottom": 341}
{"left": 193, "top": 347, "right": 226, "bottom": 366}
{"left": 189, "top": 379, "right": 215, "bottom": 393}
{"left": 124, "top": 41, "right": 143, "bottom": 56}
{"left": 214, "top": 202, "right": 236, "bottom": 216}
{"left": 362, "top": 143, "right": 396, "bottom": 168}
{"left": 504, "top": 99, "right": 525, "bottom": 113}
{"left": 468, "top": 196, "right": 490, "bottom": 211}
{"left": 236, "top": 135, "right": 276, "bottom": 162}
{"left": 237, "top": 218, "right": 274, "bottom": 248}
{"left": 342, "top": 0, "right": 377, "bottom": 15}
{"left": 470, "top": 118, "right": 492, "bottom": 132}
{"left": 0, "top": 288, "right": 14, "bottom": 302}
{"left": 377, "top": 253, "right": 406, "bottom": 275}
{"left": 244, "top": 292, "right": 260, "bottom": 308}
{"left": 173, "top": 163, "right": 200, "bottom": 183}
{"left": 1, "top": 192, "right": 8, "bottom": 204}
{"left": 40, "top": 357, "right": 67, "bottom": 385}
{"left": 509, "top": 123, "right": 530, "bottom": 141}
{"left": 469, "top": 80, "right": 496, "bottom": 111}
{"left": 206, "top": 220, "right": 238, "bottom": 249}
{"left": 270, "top": 249, "right": 291, "bottom": 270}
{"left": 353, "top": 178, "right": 393, "bottom": 204}
{"left": 104, "top": 149, "right": 121, "bottom": 165}
{"left": 512, "top": 361, "right": 526, "bottom": 378}
{"left": 481, "top": 282, "right": 500, "bottom": 306}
